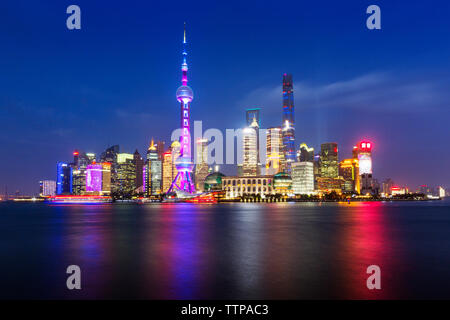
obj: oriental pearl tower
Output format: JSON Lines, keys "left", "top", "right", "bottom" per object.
{"left": 168, "top": 23, "right": 195, "bottom": 194}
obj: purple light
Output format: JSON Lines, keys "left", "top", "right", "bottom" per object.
{"left": 86, "top": 164, "right": 103, "bottom": 192}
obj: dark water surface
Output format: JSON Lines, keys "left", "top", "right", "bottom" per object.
{"left": 1, "top": 200, "right": 450, "bottom": 299}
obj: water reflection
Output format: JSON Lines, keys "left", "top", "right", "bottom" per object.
{"left": 142, "top": 204, "right": 213, "bottom": 299}
{"left": 2, "top": 201, "right": 450, "bottom": 299}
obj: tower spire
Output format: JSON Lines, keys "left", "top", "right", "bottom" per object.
{"left": 181, "top": 22, "right": 188, "bottom": 86}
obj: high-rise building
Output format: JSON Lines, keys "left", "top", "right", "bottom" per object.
{"left": 145, "top": 139, "right": 162, "bottom": 196}
{"left": 242, "top": 118, "right": 259, "bottom": 176}
{"left": 116, "top": 153, "right": 136, "bottom": 194}
{"left": 100, "top": 145, "right": 120, "bottom": 193}
{"left": 133, "top": 150, "right": 144, "bottom": 190}
{"left": 86, "top": 153, "right": 96, "bottom": 163}
{"left": 266, "top": 127, "right": 284, "bottom": 175}
{"left": 313, "top": 154, "right": 321, "bottom": 190}
{"left": 281, "top": 73, "right": 295, "bottom": 173}
{"left": 195, "top": 138, "right": 210, "bottom": 192}
{"left": 339, "top": 158, "right": 360, "bottom": 193}
{"left": 72, "top": 150, "right": 92, "bottom": 195}
{"left": 155, "top": 140, "right": 165, "bottom": 161}
{"left": 162, "top": 150, "right": 174, "bottom": 193}
{"left": 297, "top": 143, "right": 314, "bottom": 162}
{"left": 291, "top": 162, "right": 314, "bottom": 195}
{"left": 354, "top": 141, "right": 374, "bottom": 195}
{"left": 39, "top": 180, "right": 56, "bottom": 197}
{"left": 86, "top": 164, "right": 103, "bottom": 193}
{"left": 101, "top": 162, "right": 111, "bottom": 195}
{"left": 100, "top": 145, "right": 120, "bottom": 163}
{"left": 246, "top": 108, "right": 261, "bottom": 169}
{"left": 320, "top": 143, "right": 339, "bottom": 178}
{"left": 168, "top": 23, "right": 195, "bottom": 194}
{"left": 56, "top": 162, "right": 72, "bottom": 195}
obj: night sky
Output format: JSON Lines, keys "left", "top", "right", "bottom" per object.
{"left": 1, "top": 0, "right": 449, "bottom": 195}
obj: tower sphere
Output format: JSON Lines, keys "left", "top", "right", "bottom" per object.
{"left": 176, "top": 85, "right": 194, "bottom": 103}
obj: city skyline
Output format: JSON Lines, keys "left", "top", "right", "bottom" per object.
{"left": 1, "top": 1, "right": 450, "bottom": 194}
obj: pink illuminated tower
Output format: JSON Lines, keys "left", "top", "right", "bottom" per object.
{"left": 168, "top": 23, "right": 195, "bottom": 194}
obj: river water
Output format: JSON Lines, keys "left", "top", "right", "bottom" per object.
{"left": 1, "top": 200, "right": 449, "bottom": 299}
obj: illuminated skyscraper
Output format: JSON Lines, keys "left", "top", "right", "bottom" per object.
{"left": 339, "top": 158, "right": 360, "bottom": 193}
{"left": 297, "top": 143, "right": 314, "bottom": 162}
{"left": 169, "top": 23, "right": 195, "bottom": 194}
{"left": 354, "top": 141, "right": 374, "bottom": 195}
{"left": 266, "top": 127, "right": 284, "bottom": 175}
{"left": 101, "top": 162, "right": 111, "bottom": 195}
{"left": 246, "top": 108, "right": 261, "bottom": 168}
{"left": 56, "top": 162, "right": 72, "bottom": 195}
{"left": 86, "top": 164, "right": 103, "bottom": 193}
{"left": 133, "top": 149, "right": 144, "bottom": 190}
{"left": 320, "top": 143, "right": 339, "bottom": 178}
{"left": 162, "top": 150, "right": 174, "bottom": 193}
{"left": 39, "top": 180, "right": 56, "bottom": 197}
{"left": 291, "top": 162, "right": 314, "bottom": 195}
{"left": 100, "top": 145, "right": 120, "bottom": 193}
{"left": 242, "top": 118, "right": 259, "bottom": 176}
{"left": 155, "top": 140, "right": 165, "bottom": 160}
{"left": 195, "top": 138, "right": 209, "bottom": 192}
{"left": 145, "top": 139, "right": 162, "bottom": 196}
{"left": 282, "top": 74, "right": 295, "bottom": 173}
{"left": 116, "top": 153, "right": 136, "bottom": 195}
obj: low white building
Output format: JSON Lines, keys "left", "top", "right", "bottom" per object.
{"left": 222, "top": 176, "right": 274, "bottom": 199}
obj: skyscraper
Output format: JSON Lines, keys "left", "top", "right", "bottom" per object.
{"left": 155, "top": 140, "right": 165, "bottom": 161}
{"left": 266, "top": 127, "right": 284, "bottom": 175}
{"left": 354, "top": 141, "right": 374, "bottom": 195}
{"left": 168, "top": 23, "right": 195, "bottom": 194}
{"left": 297, "top": 143, "right": 314, "bottom": 162}
{"left": 100, "top": 145, "right": 120, "bottom": 193}
{"left": 162, "top": 150, "right": 174, "bottom": 193}
{"left": 116, "top": 153, "right": 136, "bottom": 195}
{"left": 291, "top": 162, "right": 315, "bottom": 195}
{"left": 39, "top": 180, "right": 56, "bottom": 197}
{"left": 86, "top": 164, "right": 103, "bottom": 193}
{"left": 246, "top": 108, "right": 261, "bottom": 171}
{"left": 145, "top": 139, "right": 162, "bottom": 196}
{"left": 320, "top": 143, "right": 339, "bottom": 178}
{"left": 242, "top": 118, "right": 259, "bottom": 176}
{"left": 194, "top": 138, "right": 209, "bottom": 192}
{"left": 281, "top": 73, "right": 295, "bottom": 173}
{"left": 56, "top": 162, "right": 72, "bottom": 195}
{"left": 133, "top": 149, "right": 144, "bottom": 190}
{"left": 101, "top": 162, "right": 111, "bottom": 195}
{"left": 339, "top": 158, "right": 360, "bottom": 193}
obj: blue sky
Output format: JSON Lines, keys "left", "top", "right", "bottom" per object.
{"left": 0, "top": 0, "right": 449, "bottom": 194}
